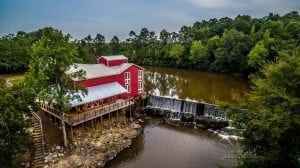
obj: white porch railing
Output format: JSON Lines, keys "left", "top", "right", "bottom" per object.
{"left": 41, "top": 98, "right": 133, "bottom": 126}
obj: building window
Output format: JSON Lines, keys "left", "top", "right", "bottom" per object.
{"left": 125, "top": 84, "right": 131, "bottom": 93}
{"left": 138, "top": 81, "right": 143, "bottom": 94}
{"left": 124, "top": 72, "right": 131, "bottom": 84}
{"left": 138, "top": 70, "right": 143, "bottom": 80}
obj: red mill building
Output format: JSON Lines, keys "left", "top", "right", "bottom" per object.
{"left": 41, "top": 55, "right": 144, "bottom": 126}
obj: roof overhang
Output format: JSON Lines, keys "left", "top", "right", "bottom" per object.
{"left": 70, "top": 82, "right": 127, "bottom": 107}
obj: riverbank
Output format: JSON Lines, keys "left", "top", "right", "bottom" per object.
{"left": 43, "top": 117, "right": 142, "bottom": 168}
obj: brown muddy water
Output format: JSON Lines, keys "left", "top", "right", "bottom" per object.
{"left": 144, "top": 66, "right": 249, "bottom": 105}
{"left": 105, "top": 67, "right": 249, "bottom": 168}
{"left": 105, "top": 119, "right": 238, "bottom": 168}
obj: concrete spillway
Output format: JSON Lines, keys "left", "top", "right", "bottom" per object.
{"left": 145, "top": 95, "right": 227, "bottom": 120}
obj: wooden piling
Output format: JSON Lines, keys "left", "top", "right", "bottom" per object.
{"left": 129, "top": 105, "right": 132, "bottom": 118}
{"left": 117, "top": 110, "right": 119, "bottom": 121}
{"left": 82, "top": 122, "right": 85, "bottom": 132}
{"left": 70, "top": 126, "right": 74, "bottom": 140}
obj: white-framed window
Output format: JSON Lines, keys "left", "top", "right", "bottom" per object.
{"left": 138, "top": 70, "right": 143, "bottom": 81}
{"left": 125, "top": 84, "right": 131, "bottom": 93}
{"left": 138, "top": 81, "right": 143, "bottom": 94}
{"left": 124, "top": 72, "right": 131, "bottom": 84}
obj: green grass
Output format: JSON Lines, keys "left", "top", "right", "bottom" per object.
{"left": 0, "top": 73, "right": 25, "bottom": 85}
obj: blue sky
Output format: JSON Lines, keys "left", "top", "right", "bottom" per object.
{"left": 0, "top": 0, "right": 299, "bottom": 40}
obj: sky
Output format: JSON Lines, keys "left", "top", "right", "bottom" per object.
{"left": 0, "top": 0, "right": 299, "bottom": 40}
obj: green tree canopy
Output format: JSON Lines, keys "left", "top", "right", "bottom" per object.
{"left": 0, "top": 81, "right": 35, "bottom": 167}
{"left": 25, "top": 27, "right": 86, "bottom": 147}
{"left": 247, "top": 42, "right": 269, "bottom": 69}
{"left": 169, "top": 43, "right": 184, "bottom": 65}
{"left": 214, "top": 29, "right": 252, "bottom": 74}
{"left": 227, "top": 51, "right": 300, "bottom": 167}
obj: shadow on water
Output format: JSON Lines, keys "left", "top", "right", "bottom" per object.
{"left": 104, "top": 130, "right": 146, "bottom": 168}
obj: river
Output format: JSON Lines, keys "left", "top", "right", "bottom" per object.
{"left": 105, "top": 67, "right": 250, "bottom": 168}
{"left": 144, "top": 66, "right": 249, "bottom": 105}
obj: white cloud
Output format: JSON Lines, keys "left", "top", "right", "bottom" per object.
{"left": 185, "top": 0, "right": 233, "bottom": 8}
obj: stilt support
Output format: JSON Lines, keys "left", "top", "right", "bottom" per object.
{"left": 70, "top": 126, "right": 74, "bottom": 140}
{"left": 130, "top": 105, "right": 132, "bottom": 118}
{"left": 117, "top": 110, "right": 119, "bottom": 121}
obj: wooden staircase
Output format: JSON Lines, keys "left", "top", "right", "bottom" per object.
{"left": 32, "top": 112, "right": 45, "bottom": 168}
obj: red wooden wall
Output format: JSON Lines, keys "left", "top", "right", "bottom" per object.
{"left": 97, "top": 57, "right": 108, "bottom": 65}
{"left": 77, "top": 65, "right": 143, "bottom": 98}
{"left": 97, "top": 57, "right": 128, "bottom": 66}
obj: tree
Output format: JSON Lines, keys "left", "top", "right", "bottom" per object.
{"left": 169, "top": 43, "right": 184, "bottom": 64}
{"left": 159, "top": 29, "right": 171, "bottom": 44}
{"left": 110, "top": 35, "right": 121, "bottom": 54}
{"left": 286, "top": 21, "right": 300, "bottom": 43}
{"left": 0, "top": 32, "right": 36, "bottom": 72}
{"left": 93, "top": 33, "right": 106, "bottom": 55}
{"left": 25, "top": 27, "right": 86, "bottom": 147}
{"left": 214, "top": 29, "right": 252, "bottom": 74}
{"left": 189, "top": 40, "right": 206, "bottom": 65}
{"left": 0, "top": 80, "right": 34, "bottom": 167}
{"left": 205, "top": 35, "right": 220, "bottom": 66}
{"left": 227, "top": 52, "right": 300, "bottom": 167}
{"left": 247, "top": 42, "right": 269, "bottom": 69}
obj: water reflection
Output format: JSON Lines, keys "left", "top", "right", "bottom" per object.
{"left": 145, "top": 66, "right": 249, "bottom": 105}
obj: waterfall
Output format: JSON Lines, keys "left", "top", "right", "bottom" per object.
{"left": 146, "top": 95, "right": 226, "bottom": 120}
{"left": 203, "top": 104, "right": 226, "bottom": 120}
{"left": 182, "top": 101, "right": 197, "bottom": 114}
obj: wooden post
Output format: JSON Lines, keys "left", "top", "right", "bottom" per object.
{"left": 92, "top": 119, "right": 94, "bottom": 129}
{"left": 124, "top": 109, "right": 126, "bottom": 124}
{"left": 82, "top": 122, "right": 84, "bottom": 132}
{"left": 117, "top": 110, "right": 119, "bottom": 121}
{"left": 129, "top": 105, "right": 132, "bottom": 118}
{"left": 101, "top": 116, "right": 103, "bottom": 125}
{"left": 70, "top": 126, "right": 74, "bottom": 140}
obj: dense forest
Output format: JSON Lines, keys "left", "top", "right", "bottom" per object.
{"left": 1, "top": 11, "right": 299, "bottom": 76}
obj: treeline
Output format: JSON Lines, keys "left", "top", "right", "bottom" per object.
{"left": 1, "top": 11, "right": 299, "bottom": 76}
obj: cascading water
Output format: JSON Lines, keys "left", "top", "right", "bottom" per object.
{"left": 203, "top": 104, "right": 227, "bottom": 120}
{"left": 146, "top": 95, "right": 226, "bottom": 121}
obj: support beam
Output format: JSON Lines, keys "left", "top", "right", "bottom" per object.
{"left": 129, "top": 105, "right": 132, "bottom": 118}
{"left": 70, "top": 126, "right": 74, "bottom": 141}
{"left": 82, "top": 122, "right": 84, "bottom": 132}
{"left": 117, "top": 110, "right": 119, "bottom": 121}
{"left": 122, "top": 109, "right": 126, "bottom": 124}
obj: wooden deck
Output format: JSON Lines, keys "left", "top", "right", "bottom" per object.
{"left": 41, "top": 99, "right": 134, "bottom": 126}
